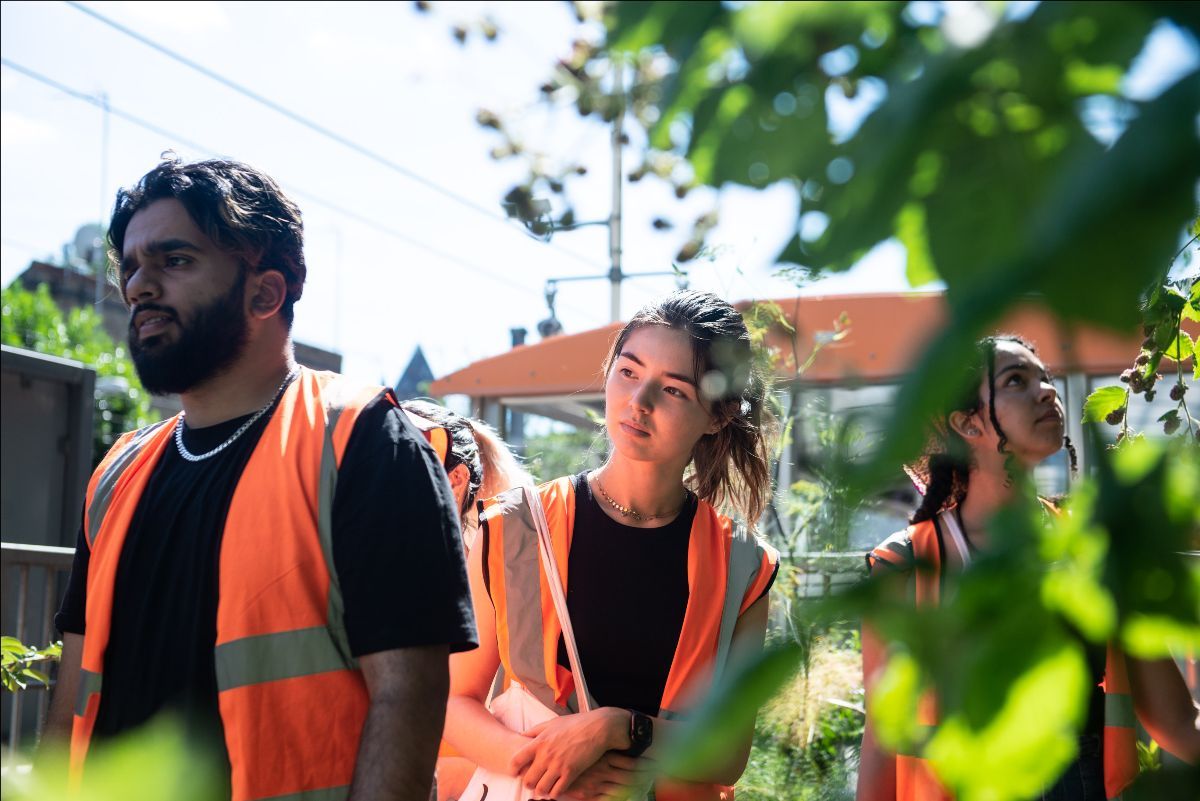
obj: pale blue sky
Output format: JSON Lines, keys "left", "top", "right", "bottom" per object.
{"left": 2, "top": 2, "right": 1195, "bottom": 386}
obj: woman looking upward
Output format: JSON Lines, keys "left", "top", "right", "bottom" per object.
{"left": 858, "top": 335, "right": 1200, "bottom": 801}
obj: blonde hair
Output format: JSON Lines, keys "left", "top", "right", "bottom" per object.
{"left": 399, "top": 399, "right": 531, "bottom": 511}
{"left": 465, "top": 416, "right": 533, "bottom": 499}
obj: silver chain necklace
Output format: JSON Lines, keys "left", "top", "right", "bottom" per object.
{"left": 174, "top": 369, "right": 298, "bottom": 462}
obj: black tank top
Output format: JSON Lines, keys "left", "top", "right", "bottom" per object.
{"left": 555, "top": 472, "right": 695, "bottom": 715}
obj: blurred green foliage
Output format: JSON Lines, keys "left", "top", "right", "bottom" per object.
{"left": 1, "top": 281, "right": 155, "bottom": 466}
{"left": 522, "top": 424, "right": 606, "bottom": 481}
{"left": 506, "top": 3, "right": 1200, "bottom": 797}
{"left": 2, "top": 717, "right": 222, "bottom": 801}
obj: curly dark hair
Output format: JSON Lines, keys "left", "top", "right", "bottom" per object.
{"left": 107, "top": 156, "right": 306, "bottom": 326}
{"left": 908, "top": 334, "right": 1077, "bottom": 524}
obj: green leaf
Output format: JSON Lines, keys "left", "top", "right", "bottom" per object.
{"left": 19, "top": 668, "right": 50, "bottom": 687}
{"left": 897, "top": 202, "right": 939, "bottom": 287}
{"left": 1040, "top": 489, "right": 1116, "bottom": 642}
{"left": 925, "top": 638, "right": 1089, "bottom": 801}
{"left": 661, "top": 643, "right": 805, "bottom": 779}
{"left": 1063, "top": 59, "right": 1124, "bottom": 95}
{"left": 1082, "top": 386, "right": 1127, "bottom": 423}
{"left": 1121, "top": 613, "right": 1200, "bottom": 659}
{"left": 1161, "top": 331, "right": 1195, "bottom": 364}
{"left": 868, "top": 650, "right": 925, "bottom": 750}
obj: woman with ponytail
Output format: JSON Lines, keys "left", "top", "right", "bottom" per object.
{"left": 857, "top": 336, "right": 1199, "bottom": 801}
{"left": 444, "top": 290, "right": 780, "bottom": 800}
{"left": 399, "top": 399, "right": 533, "bottom": 801}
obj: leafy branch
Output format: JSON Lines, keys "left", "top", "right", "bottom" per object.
{"left": 1, "top": 636, "right": 61, "bottom": 693}
{"left": 1082, "top": 255, "right": 1199, "bottom": 443}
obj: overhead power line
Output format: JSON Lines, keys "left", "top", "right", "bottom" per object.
{"left": 63, "top": 0, "right": 606, "bottom": 272}
{"left": 0, "top": 57, "right": 602, "bottom": 323}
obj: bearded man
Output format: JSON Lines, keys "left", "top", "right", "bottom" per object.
{"left": 44, "top": 158, "right": 476, "bottom": 801}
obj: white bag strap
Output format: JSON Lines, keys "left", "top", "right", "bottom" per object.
{"left": 523, "top": 484, "right": 594, "bottom": 713}
{"left": 939, "top": 508, "right": 972, "bottom": 568}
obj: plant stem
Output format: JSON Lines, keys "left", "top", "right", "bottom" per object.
{"left": 1168, "top": 233, "right": 1199, "bottom": 268}
{"left": 1121, "top": 387, "right": 1130, "bottom": 440}
{"left": 1175, "top": 349, "right": 1195, "bottom": 437}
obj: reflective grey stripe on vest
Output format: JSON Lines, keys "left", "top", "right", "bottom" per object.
{"left": 1105, "top": 691, "right": 1136, "bottom": 728}
{"left": 713, "top": 528, "right": 764, "bottom": 683}
{"left": 215, "top": 626, "right": 353, "bottom": 691}
{"left": 256, "top": 784, "right": 349, "bottom": 801}
{"left": 73, "top": 668, "right": 103, "bottom": 717}
{"left": 317, "top": 397, "right": 356, "bottom": 670}
{"left": 215, "top": 380, "right": 366, "bottom": 691}
{"left": 497, "top": 488, "right": 566, "bottom": 714}
{"left": 86, "top": 420, "right": 171, "bottom": 546}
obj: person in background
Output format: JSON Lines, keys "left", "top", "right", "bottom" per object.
{"left": 399, "top": 398, "right": 531, "bottom": 552}
{"left": 398, "top": 397, "right": 532, "bottom": 799}
{"left": 858, "top": 334, "right": 1200, "bottom": 801}
{"left": 43, "top": 157, "right": 477, "bottom": 801}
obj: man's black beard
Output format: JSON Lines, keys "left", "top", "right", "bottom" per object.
{"left": 129, "top": 278, "right": 250, "bottom": 396}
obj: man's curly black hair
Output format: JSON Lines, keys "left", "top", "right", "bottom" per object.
{"left": 107, "top": 155, "right": 306, "bottom": 327}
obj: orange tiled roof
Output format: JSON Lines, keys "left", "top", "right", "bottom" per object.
{"left": 431, "top": 292, "right": 1176, "bottom": 398}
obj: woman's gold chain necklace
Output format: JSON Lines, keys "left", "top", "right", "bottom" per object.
{"left": 590, "top": 472, "right": 685, "bottom": 523}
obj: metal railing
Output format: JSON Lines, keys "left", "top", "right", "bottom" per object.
{"left": 2, "top": 541, "right": 74, "bottom": 760}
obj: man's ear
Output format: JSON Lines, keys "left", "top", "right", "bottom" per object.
{"left": 948, "top": 410, "right": 983, "bottom": 441}
{"left": 447, "top": 462, "right": 470, "bottom": 512}
{"left": 248, "top": 269, "right": 288, "bottom": 321}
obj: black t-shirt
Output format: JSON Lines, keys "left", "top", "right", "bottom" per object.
{"left": 56, "top": 387, "right": 477, "bottom": 770}
{"left": 553, "top": 473, "right": 695, "bottom": 716}
{"left": 547, "top": 472, "right": 775, "bottom": 717}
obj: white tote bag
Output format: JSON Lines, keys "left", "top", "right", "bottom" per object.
{"left": 458, "top": 486, "right": 593, "bottom": 801}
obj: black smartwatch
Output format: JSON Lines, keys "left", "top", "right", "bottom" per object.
{"left": 623, "top": 710, "right": 653, "bottom": 757}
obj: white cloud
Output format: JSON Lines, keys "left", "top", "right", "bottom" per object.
{"left": 0, "top": 110, "right": 58, "bottom": 148}
{"left": 106, "top": 1, "right": 230, "bottom": 35}
{"left": 304, "top": 26, "right": 439, "bottom": 76}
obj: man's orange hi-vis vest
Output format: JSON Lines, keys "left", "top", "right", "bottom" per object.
{"left": 479, "top": 477, "right": 779, "bottom": 801}
{"left": 71, "top": 368, "right": 390, "bottom": 801}
{"left": 867, "top": 511, "right": 1139, "bottom": 801}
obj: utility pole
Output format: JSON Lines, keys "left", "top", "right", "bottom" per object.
{"left": 608, "top": 61, "right": 624, "bottom": 323}
{"left": 528, "top": 59, "right": 687, "bottom": 335}
{"left": 96, "top": 91, "right": 110, "bottom": 307}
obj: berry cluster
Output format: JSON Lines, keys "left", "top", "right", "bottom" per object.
{"left": 1104, "top": 275, "right": 1197, "bottom": 442}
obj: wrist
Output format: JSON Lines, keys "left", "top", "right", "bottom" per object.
{"left": 604, "top": 707, "right": 632, "bottom": 751}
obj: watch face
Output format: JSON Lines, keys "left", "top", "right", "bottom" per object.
{"left": 633, "top": 713, "right": 652, "bottom": 745}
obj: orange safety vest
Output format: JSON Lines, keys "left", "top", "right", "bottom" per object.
{"left": 479, "top": 477, "right": 779, "bottom": 801}
{"left": 403, "top": 408, "right": 451, "bottom": 467}
{"left": 71, "top": 368, "right": 390, "bottom": 801}
{"left": 867, "top": 510, "right": 1139, "bottom": 801}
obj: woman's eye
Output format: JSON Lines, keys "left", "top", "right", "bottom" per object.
{"left": 665, "top": 386, "right": 685, "bottom": 398}
{"left": 619, "top": 367, "right": 635, "bottom": 378}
